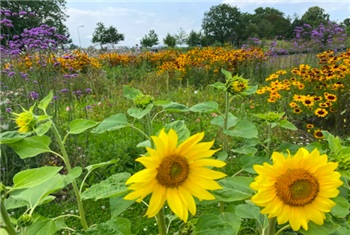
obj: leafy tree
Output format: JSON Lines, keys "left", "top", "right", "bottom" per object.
{"left": 301, "top": 6, "right": 330, "bottom": 28}
{"left": 175, "top": 27, "right": 187, "bottom": 46}
{"left": 343, "top": 18, "right": 350, "bottom": 36}
{"left": 201, "top": 4, "right": 243, "bottom": 46}
{"left": 1, "top": 0, "right": 70, "bottom": 44}
{"left": 186, "top": 30, "right": 202, "bottom": 47}
{"left": 163, "top": 33, "right": 176, "bottom": 48}
{"left": 248, "top": 7, "right": 291, "bottom": 39}
{"left": 140, "top": 30, "right": 159, "bottom": 48}
{"left": 91, "top": 22, "right": 124, "bottom": 49}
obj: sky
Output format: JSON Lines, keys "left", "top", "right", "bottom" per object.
{"left": 65, "top": 0, "right": 350, "bottom": 48}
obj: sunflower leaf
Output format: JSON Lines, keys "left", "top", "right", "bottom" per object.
{"left": 193, "top": 212, "right": 240, "bottom": 235}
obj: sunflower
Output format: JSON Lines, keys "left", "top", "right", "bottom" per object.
{"left": 12, "top": 106, "right": 37, "bottom": 133}
{"left": 250, "top": 148, "right": 342, "bottom": 231}
{"left": 124, "top": 129, "right": 226, "bottom": 222}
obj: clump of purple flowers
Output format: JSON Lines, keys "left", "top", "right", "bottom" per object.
{"left": 292, "top": 21, "right": 346, "bottom": 52}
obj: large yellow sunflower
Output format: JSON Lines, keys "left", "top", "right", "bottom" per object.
{"left": 250, "top": 148, "right": 342, "bottom": 231}
{"left": 124, "top": 129, "right": 226, "bottom": 222}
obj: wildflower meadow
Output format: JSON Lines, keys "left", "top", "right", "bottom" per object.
{"left": 1, "top": 7, "right": 350, "bottom": 235}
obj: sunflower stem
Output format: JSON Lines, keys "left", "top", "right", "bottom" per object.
{"left": 268, "top": 217, "right": 276, "bottom": 235}
{"left": 266, "top": 123, "right": 272, "bottom": 158}
{"left": 274, "top": 224, "right": 290, "bottom": 235}
{"left": 50, "top": 121, "right": 89, "bottom": 230}
{"left": 156, "top": 208, "right": 167, "bottom": 235}
{"left": 0, "top": 199, "right": 17, "bottom": 235}
{"left": 223, "top": 91, "right": 230, "bottom": 152}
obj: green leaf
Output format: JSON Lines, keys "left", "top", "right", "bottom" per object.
{"left": 235, "top": 204, "right": 268, "bottom": 230}
{"left": 91, "top": 113, "right": 129, "bottom": 134}
{"left": 127, "top": 104, "right": 153, "bottom": 119}
{"left": 221, "top": 68, "right": 232, "bottom": 80}
{"left": 68, "top": 119, "right": 99, "bottom": 135}
{"left": 63, "top": 166, "right": 83, "bottom": 186}
{"left": 9, "top": 135, "right": 51, "bottom": 159}
{"left": 0, "top": 131, "right": 27, "bottom": 144}
{"left": 331, "top": 196, "right": 350, "bottom": 218}
{"left": 11, "top": 174, "right": 64, "bottom": 209}
{"left": 240, "top": 84, "right": 258, "bottom": 96}
{"left": 232, "top": 146, "right": 257, "bottom": 156}
{"left": 241, "top": 156, "right": 269, "bottom": 174}
{"left": 122, "top": 85, "right": 143, "bottom": 100}
{"left": 136, "top": 140, "right": 151, "bottom": 148}
{"left": 212, "top": 176, "right": 254, "bottom": 202}
{"left": 26, "top": 217, "right": 57, "bottom": 235}
{"left": 301, "top": 220, "right": 340, "bottom": 235}
{"left": 85, "top": 159, "right": 118, "bottom": 173}
{"left": 190, "top": 101, "right": 218, "bottom": 113}
{"left": 162, "top": 101, "right": 189, "bottom": 112}
{"left": 35, "top": 121, "right": 52, "bottom": 136}
{"left": 12, "top": 166, "right": 62, "bottom": 190}
{"left": 4, "top": 197, "right": 28, "bottom": 210}
{"left": 216, "top": 151, "right": 228, "bottom": 162}
{"left": 210, "top": 112, "right": 238, "bottom": 129}
{"left": 193, "top": 212, "right": 240, "bottom": 235}
{"left": 79, "top": 217, "right": 132, "bottom": 235}
{"left": 110, "top": 193, "right": 135, "bottom": 217}
{"left": 224, "top": 120, "right": 258, "bottom": 139}
{"left": 163, "top": 120, "right": 190, "bottom": 144}
{"left": 324, "top": 131, "right": 343, "bottom": 155}
{"left": 38, "top": 90, "right": 53, "bottom": 112}
{"left": 209, "top": 82, "right": 226, "bottom": 91}
{"left": 278, "top": 119, "right": 298, "bottom": 130}
{"left": 81, "top": 172, "right": 131, "bottom": 200}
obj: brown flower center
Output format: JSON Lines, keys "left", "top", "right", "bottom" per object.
{"left": 156, "top": 155, "right": 189, "bottom": 188}
{"left": 275, "top": 169, "right": 319, "bottom": 206}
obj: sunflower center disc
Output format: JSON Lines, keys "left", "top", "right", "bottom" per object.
{"left": 156, "top": 155, "right": 189, "bottom": 188}
{"left": 275, "top": 168, "right": 319, "bottom": 206}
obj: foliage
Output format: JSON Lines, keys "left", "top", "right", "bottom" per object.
{"left": 0, "top": 0, "right": 70, "bottom": 45}
{"left": 163, "top": 33, "right": 176, "bottom": 48}
{"left": 201, "top": 4, "right": 244, "bottom": 46}
{"left": 140, "top": 30, "right": 159, "bottom": 48}
{"left": 91, "top": 22, "right": 124, "bottom": 49}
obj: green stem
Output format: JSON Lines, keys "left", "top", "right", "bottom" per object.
{"left": 155, "top": 208, "right": 167, "bottom": 235}
{"left": 266, "top": 123, "right": 272, "bottom": 158}
{"left": 50, "top": 121, "right": 89, "bottom": 230}
{"left": 223, "top": 91, "right": 230, "bottom": 152}
{"left": 274, "top": 224, "right": 290, "bottom": 235}
{"left": 0, "top": 199, "right": 16, "bottom": 235}
{"left": 146, "top": 113, "right": 153, "bottom": 137}
{"left": 268, "top": 217, "right": 276, "bottom": 235}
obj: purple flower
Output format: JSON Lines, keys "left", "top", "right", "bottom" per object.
{"left": 85, "top": 105, "right": 91, "bottom": 110}
{"left": 60, "top": 88, "right": 69, "bottom": 93}
{"left": 5, "top": 108, "right": 12, "bottom": 113}
{"left": 19, "top": 11, "right": 27, "bottom": 16}
{"left": 29, "top": 91, "right": 39, "bottom": 99}
{"left": 85, "top": 88, "right": 92, "bottom": 93}
{"left": 8, "top": 71, "right": 16, "bottom": 77}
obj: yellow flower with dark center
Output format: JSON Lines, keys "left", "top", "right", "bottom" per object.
{"left": 315, "top": 108, "right": 328, "bottom": 117}
{"left": 12, "top": 106, "right": 37, "bottom": 133}
{"left": 301, "top": 97, "right": 314, "bottom": 107}
{"left": 293, "top": 108, "right": 302, "bottom": 114}
{"left": 306, "top": 123, "right": 314, "bottom": 129}
{"left": 314, "top": 129, "right": 324, "bottom": 139}
{"left": 325, "top": 93, "right": 337, "bottom": 102}
{"left": 289, "top": 102, "right": 298, "bottom": 108}
{"left": 250, "top": 148, "right": 342, "bottom": 231}
{"left": 124, "top": 129, "right": 226, "bottom": 222}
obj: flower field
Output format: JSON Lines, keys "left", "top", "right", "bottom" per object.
{"left": 1, "top": 9, "right": 350, "bottom": 235}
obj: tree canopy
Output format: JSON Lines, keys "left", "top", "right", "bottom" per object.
{"left": 140, "top": 30, "right": 159, "bottom": 48}
{"left": 91, "top": 22, "right": 124, "bottom": 49}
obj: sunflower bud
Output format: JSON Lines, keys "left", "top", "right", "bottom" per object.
{"left": 134, "top": 94, "right": 154, "bottom": 109}
{"left": 18, "top": 213, "right": 33, "bottom": 227}
{"left": 12, "top": 106, "right": 37, "bottom": 133}
{"left": 226, "top": 75, "right": 249, "bottom": 95}
{"left": 338, "top": 153, "right": 350, "bottom": 171}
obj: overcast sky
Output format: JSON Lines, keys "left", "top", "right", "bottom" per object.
{"left": 65, "top": 0, "right": 350, "bottom": 48}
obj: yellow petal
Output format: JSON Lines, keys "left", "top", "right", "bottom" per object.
{"left": 167, "top": 188, "right": 187, "bottom": 222}
{"left": 146, "top": 184, "right": 166, "bottom": 218}
{"left": 289, "top": 207, "right": 302, "bottom": 231}
{"left": 187, "top": 175, "right": 222, "bottom": 190}
{"left": 125, "top": 169, "right": 156, "bottom": 184}
{"left": 177, "top": 132, "right": 204, "bottom": 153}
{"left": 190, "top": 159, "right": 226, "bottom": 168}
{"left": 304, "top": 204, "right": 325, "bottom": 225}
{"left": 136, "top": 156, "right": 160, "bottom": 168}
{"left": 182, "top": 180, "right": 215, "bottom": 200}
{"left": 190, "top": 167, "right": 226, "bottom": 180}
{"left": 178, "top": 186, "right": 196, "bottom": 216}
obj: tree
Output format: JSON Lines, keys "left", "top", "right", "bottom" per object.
{"left": 186, "top": 30, "right": 202, "bottom": 47}
{"left": 175, "top": 27, "right": 187, "bottom": 46}
{"left": 1, "top": 0, "right": 70, "bottom": 44}
{"left": 248, "top": 7, "right": 291, "bottom": 39}
{"left": 140, "top": 30, "right": 159, "bottom": 48}
{"left": 201, "top": 4, "right": 243, "bottom": 46}
{"left": 301, "top": 6, "right": 330, "bottom": 28}
{"left": 91, "top": 22, "right": 124, "bottom": 49}
{"left": 163, "top": 33, "right": 176, "bottom": 48}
